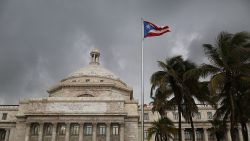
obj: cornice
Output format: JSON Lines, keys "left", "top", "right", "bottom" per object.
{"left": 47, "top": 82, "right": 132, "bottom": 94}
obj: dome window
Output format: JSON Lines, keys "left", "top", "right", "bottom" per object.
{"left": 78, "top": 94, "right": 94, "bottom": 97}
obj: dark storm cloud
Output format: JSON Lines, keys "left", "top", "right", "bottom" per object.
{"left": 0, "top": 0, "right": 249, "bottom": 104}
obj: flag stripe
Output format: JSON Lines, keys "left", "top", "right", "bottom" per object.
{"left": 146, "top": 30, "right": 170, "bottom": 37}
{"left": 148, "top": 28, "right": 170, "bottom": 34}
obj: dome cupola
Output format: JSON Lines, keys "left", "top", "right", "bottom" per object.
{"left": 89, "top": 48, "right": 100, "bottom": 65}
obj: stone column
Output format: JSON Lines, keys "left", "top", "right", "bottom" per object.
{"left": 4, "top": 129, "right": 10, "bottom": 141}
{"left": 38, "top": 122, "right": 44, "bottom": 141}
{"left": 79, "top": 123, "right": 83, "bottom": 141}
{"left": 51, "top": 123, "right": 57, "bottom": 141}
{"left": 194, "top": 128, "right": 197, "bottom": 141}
{"left": 203, "top": 128, "right": 208, "bottom": 141}
{"left": 120, "top": 123, "right": 124, "bottom": 141}
{"left": 181, "top": 129, "right": 185, "bottom": 141}
{"left": 92, "top": 122, "right": 97, "bottom": 141}
{"left": 65, "top": 123, "right": 70, "bottom": 141}
{"left": 227, "top": 127, "right": 232, "bottom": 141}
{"left": 169, "top": 134, "right": 173, "bottom": 141}
{"left": 238, "top": 127, "right": 244, "bottom": 141}
{"left": 247, "top": 123, "right": 250, "bottom": 140}
{"left": 106, "top": 122, "right": 111, "bottom": 141}
{"left": 25, "top": 123, "right": 31, "bottom": 141}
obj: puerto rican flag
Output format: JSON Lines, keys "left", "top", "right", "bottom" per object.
{"left": 144, "top": 21, "right": 170, "bottom": 38}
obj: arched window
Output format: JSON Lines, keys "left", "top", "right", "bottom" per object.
{"left": 57, "top": 123, "right": 66, "bottom": 135}
{"left": 78, "top": 94, "right": 94, "bottom": 97}
{"left": 31, "top": 123, "right": 40, "bottom": 136}
{"left": 44, "top": 123, "right": 53, "bottom": 136}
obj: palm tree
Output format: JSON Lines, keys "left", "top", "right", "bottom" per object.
{"left": 186, "top": 31, "right": 250, "bottom": 141}
{"left": 150, "top": 56, "right": 204, "bottom": 141}
{"left": 209, "top": 119, "right": 226, "bottom": 141}
{"left": 235, "top": 88, "right": 250, "bottom": 141}
{"left": 147, "top": 117, "right": 176, "bottom": 141}
{"left": 150, "top": 86, "right": 172, "bottom": 118}
{"left": 213, "top": 87, "right": 250, "bottom": 141}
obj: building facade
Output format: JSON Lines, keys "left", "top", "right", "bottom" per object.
{"left": 141, "top": 104, "right": 249, "bottom": 141}
{"left": 0, "top": 49, "right": 248, "bottom": 141}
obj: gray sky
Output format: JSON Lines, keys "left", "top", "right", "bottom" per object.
{"left": 0, "top": 0, "right": 249, "bottom": 105}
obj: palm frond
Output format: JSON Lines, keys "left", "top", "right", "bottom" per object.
{"left": 203, "top": 44, "right": 224, "bottom": 67}
{"left": 184, "top": 64, "right": 220, "bottom": 80}
{"left": 150, "top": 71, "right": 167, "bottom": 85}
{"left": 209, "top": 73, "right": 225, "bottom": 95}
{"left": 231, "top": 31, "right": 250, "bottom": 47}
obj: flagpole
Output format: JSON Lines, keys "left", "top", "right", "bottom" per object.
{"left": 141, "top": 18, "right": 144, "bottom": 141}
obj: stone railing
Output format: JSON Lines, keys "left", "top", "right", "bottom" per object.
{"left": 0, "top": 105, "right": 19, "bottom": 110}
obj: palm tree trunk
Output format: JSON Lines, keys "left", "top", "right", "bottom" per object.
{"left": 164, "top": 134, "right": 168, "bottom": 141}
{"left": 160, "top": 133, "right": 163, "bottom": 141}
{"left": 189, "top": 115, "right": 196, "bottom": 141}
{"left": 178, "top": 105, "right": 182, "bottom": 141}
{"left": 215, "top": 133, "right": 220, "bottom": 141}
{"left": 229, "top": 93, "right": 236, "bottom": 141}
{"left": 225, "top": 80, "right": 236, "bottom": 141}
{"left": 241, "top": 122, "right": 248, "bottom": 141}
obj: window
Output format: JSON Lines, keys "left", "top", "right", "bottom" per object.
{"left": 208, "top": 129, "right": 215, "bottom": 139}
{"left": 78, "top": 94, "right": 94, "bottom": 97}
{"left": 174, "top": 133, "right": 179, "bottom": 139}
{"left": 44, "top": 124, "right": 52, "bottom": 135}
{"left": 57, "top": 124, "right": 66, "bottom": 135}
{"left": 196, "top": 112, "right": 201, "bottom": 119}
{"left": 112, "top": 125, "right": 119, "bottom": 135}
{"left": 2, "top": 113, "right": 7, "bottom": 120}
{"left": 184, "top": 130, "right": 191, "bottom": 140}
{"left": 100, "top": 80, "right": 104, "bottom": 82}
{"left": 70, "top": 124, "right": 79, "bottom": 135}
{"left": 84, "top": 124, "right": 92, "bottom": 135}
{"left": 98, "top": 125, "right": 106, "bottom": 135}
{"left": 173, "top": 112, "right": 179, "bottom": 120}
{"left": 86, "top": 79, "right": 90, "bottom": 82}
{"left": 0, "top": 130, "right": 5, "bottom": 140}
{"left": 144, "top": 130, "right": 148, "bottom": 139}
{"left": 144, "top": 113, "right": 149, "bottom": 120}
{"left": 31, "top": 124, "right": 39, "bottom": 135}
{"left": 196, "top": 130, "right": 203, "bottom": 140}
{"left": 207, "top": 112, "right": 213, "bottom": 119}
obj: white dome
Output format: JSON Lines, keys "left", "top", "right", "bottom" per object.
{"left": 68, "top": 64, "right": 119, "bottom": 80}
{"left": 47, "top": 48, "right": 131, "bottom": 96}
{"left": 67, "top": 48, "right": 119, "bottom": 80}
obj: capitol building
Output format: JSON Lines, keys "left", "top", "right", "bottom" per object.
{"left": 0, "top": 49, "right": 248, "bottom": 141}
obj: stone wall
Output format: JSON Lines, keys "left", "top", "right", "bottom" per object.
{"left": 0, "top": 105, "right": 18, "bottom": 122}
{"left": 18, "top": 97, "right": 127, "bottom": 116}
{"left": 125, "top": 118, "right": 138, "bottom": 141}
{"left": 14, "top": 121, "right": 26, "bottom": 141}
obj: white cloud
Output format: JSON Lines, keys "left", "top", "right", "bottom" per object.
{"left": 171, "top": 32, "right": 201, "bottom": 59}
